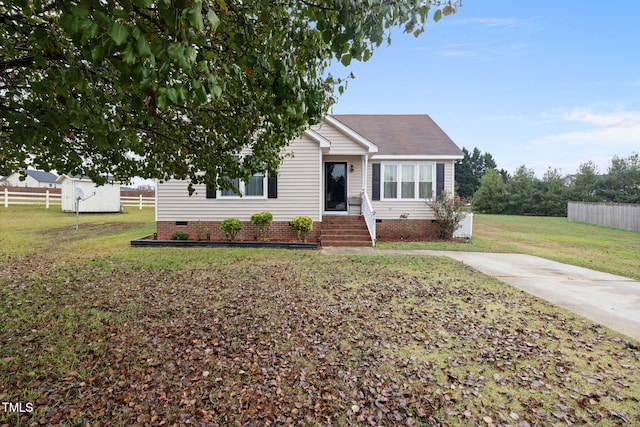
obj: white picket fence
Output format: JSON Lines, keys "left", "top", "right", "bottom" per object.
{"left": 3, "top": 189, "right": 154, "bottom": 209}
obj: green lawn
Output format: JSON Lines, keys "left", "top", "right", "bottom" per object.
{"left": 1, "top": 207, "right": 639, "bottom": 426}
{"left": 378, "top": 214, "right": 640, "bottom": 280}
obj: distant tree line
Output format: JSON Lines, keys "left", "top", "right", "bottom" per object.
{"left": 455, "top": 149, "right": 640, "bottom": 217}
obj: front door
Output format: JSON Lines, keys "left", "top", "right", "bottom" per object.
{"left": 325, "top": 162, "right": 347, "bottom": 212}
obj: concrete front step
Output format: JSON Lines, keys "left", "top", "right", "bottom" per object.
{"left": 321, "top": 240, "right": 372, "bottom": 247}
{"left": 321, "top": 233, "right": 371, "bottom": 240}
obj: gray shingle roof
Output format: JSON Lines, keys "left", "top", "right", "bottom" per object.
{"left": 330, "top": 114, "right": 464, "bottom": 157}
{"left": 25, "top": 170, "right": 58, "bottom": 183}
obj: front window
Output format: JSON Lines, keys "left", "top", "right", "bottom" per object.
{"left": 401, "top": 164, "right": 415, "bottom": 198}
{"left": 219, "top": 174, "right": 266, "bottom": 198}
{"left": 220, "top": 177, "right": 240, "bottom": 197}
{"left": 382, "top": 162, "right": 435, "bottom": 200}
{"left": 419, "top": 164, "right": 434, "bottom": 199}
{"left": 245, "top": 174, "right": 264, "bottom": 196}
{"left": 383, "top": 164, "right": 397, "bottom": 199}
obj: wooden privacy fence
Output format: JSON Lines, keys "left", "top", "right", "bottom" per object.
{"left": 567, "top": 201, "right": 640, "bottom": 231}
{"left": 3, "top": 188, "right": 155, "bottom": 209}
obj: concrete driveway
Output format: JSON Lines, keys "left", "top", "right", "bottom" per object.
{"left": 322, "top": 247, "right": 640, "bottom": 342}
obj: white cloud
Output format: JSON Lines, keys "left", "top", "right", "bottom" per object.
{"left": 452, "top": 16, "right": 544, "bottom": 32}
{"left": 435, "top": 49, "right": 479, "bottom": 58}
{"left": 454, "top": 17, "right": 520, "bottom": 28}
{"left": 558, "top": 107, "right": 640, "bottom": 127}
{"left": 533, "top": 107, "right": 640, "bottom": 146}
{"left": 431, "top": 40, "right": 532, "bottom": 60}
{"left": 624, "top": 78, "right": 640, "bottom": 87}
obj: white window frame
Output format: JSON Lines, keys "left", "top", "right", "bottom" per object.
{"left": 381, "top": 162, "right": 436, "bottom": 201}
{"left": 218, "top": 173, "right": 268, "bottom": 199}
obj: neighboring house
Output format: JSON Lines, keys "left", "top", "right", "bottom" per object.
{"left": 0, "top": 170, "right": 59, "bottom": 188}
{"left": 156, "top": 114, "right": 464, "bottom": 246}
{"left": 57, "top": 175, "right": 121, "bottom": 213}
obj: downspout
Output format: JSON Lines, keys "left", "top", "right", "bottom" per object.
{"left": 154, "top": 179, "right": 158, "bottom": 222}
{"left": 362, "top": 155, "right": 368, "bottom": 193}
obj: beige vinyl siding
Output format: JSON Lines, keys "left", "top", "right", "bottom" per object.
{"left": 312, "top": 122, "right": 369, "bottom": 156}
{"left": 156, "top": 134, "right": 321, "bottom": 222}
{"left": 368, "top": 159, "right": 456, "bottom": 220}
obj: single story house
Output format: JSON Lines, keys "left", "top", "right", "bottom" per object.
{"left": 1, "top": 170, "right": 59, "bottom": 188}
{"left": 58, "top": 175, "right": 121, "bottom": 213}
{"left": 155, "top": 114, "right": 464, "bottom": 246}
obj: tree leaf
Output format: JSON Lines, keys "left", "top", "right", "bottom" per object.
{"left": 189, "top": 7, "right": 204, "bottom": 30}
{"left": 108, "top": 22, "right": 129, "bottom": 45}
{"left": 136, "top": 36, "right": 152, "bottom": 58}
{"left": 211, "top": 84, "right": 222, "bottom": 98}
{"left": 207, "top": 10, "right": 220, "bottom": 31}
{"left": 122, "top": 43, "right": 137, "bottom": 64}
{"left": 166, "top": 87, "right": 179, "bottom": 104}
{"left": 90, "top": 45, "right": 105, "bottom": 63}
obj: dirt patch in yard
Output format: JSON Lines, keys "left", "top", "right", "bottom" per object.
{"left": 40, "top": 222, "right": 146, "bottom": 242}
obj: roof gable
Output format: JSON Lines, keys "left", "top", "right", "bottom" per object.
{"left": 330, "top": 114, "right": 463, "bottom": 158}
{"left": 25, "top": 170, "right": 58, "bottom": 183}
{"left": 324, "top": 116, "right": 378, "bottom": 153}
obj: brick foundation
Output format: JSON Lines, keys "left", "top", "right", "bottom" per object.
{"left": 375, "top": 219, "right": 440, "bottom": 242}
{"left": 157, "top": 218, "right": 439, "bottom": 243}
{"left": 156, "top": 221, "right": 321, "bottom": 243}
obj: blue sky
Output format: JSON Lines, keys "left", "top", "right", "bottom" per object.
{"left": 329, "top": 1, "right": 640, "bottom": 177}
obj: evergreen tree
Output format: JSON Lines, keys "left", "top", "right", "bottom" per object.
{"left": 472, "top": 169, "right": 507, "bottom": 214}
{"left": 455, "top": 147, "right": 498, "bottom": 200}
{"left": 600, "top": 153, "right": 640, "bottom": 203}
{"left": 569, "top": 161, "right": 603, "bottom": 202}
{"left": 505, "top": 166, "right": 538, "bottom": 215}
{"left": 538, "top": 168, "right": 569, "bottom": 216}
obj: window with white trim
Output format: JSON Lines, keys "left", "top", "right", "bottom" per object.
{"left": 219, "top": 173, "right": 267, "bottom": 198}
{"left": 382, "top": 162, "right": 435, "bottom": 200}
{"left": 383, "top": 164, "right": 397, "bottom": 199}
{"left": 419, "top": 164, "right": 434, "bottom": 199}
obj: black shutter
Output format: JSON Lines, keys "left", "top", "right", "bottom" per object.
{"left": 205, "top": 170, "right": 216, "bottom": 199}
{"left": 268, "top": 171, "right": 277, "bottom": 198}
{"left": 372, "top": 163, "right": 381, "bottom": 201}
{"left": 436, "top": 163, "right": 445, "bottom": 197}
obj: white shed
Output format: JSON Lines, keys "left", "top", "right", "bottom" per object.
{"left": 57, "top": 175, "right": 121, "bottom": 213}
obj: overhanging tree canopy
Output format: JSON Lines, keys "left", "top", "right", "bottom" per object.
{"left": 1, "top": 0, "right": 459, "bottom": 191}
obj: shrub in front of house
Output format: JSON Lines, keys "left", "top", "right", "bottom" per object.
{"left": 195, "top": 220, "right": 210, "bottom": 241}
{"left": 251, "top": 211, "right": 273, "bottom": 241}
{"left": 290, "top": 215, "right": 313, "bottom": 242}
{"left": 220, "top": 218, "right": 243, "bottom": 241}
{"left": 399, "top": 212, "right": 417, "bottom": 239}
{"left": 429, "top": 191, "right": 466, "bottom": 240}
{"left": 171, "top": 230, "right": 189, "bottom": 240}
